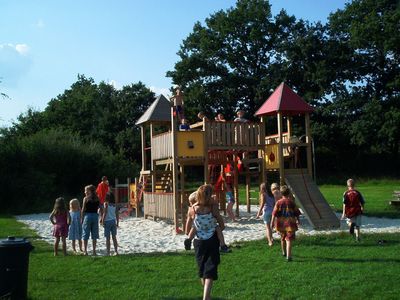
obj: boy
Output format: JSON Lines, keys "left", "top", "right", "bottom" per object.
{"left": 184, "top": 191, "right": 231, "bottom": 253}
{"left": 341, "top": 178, "right": 365, "bottom": 242}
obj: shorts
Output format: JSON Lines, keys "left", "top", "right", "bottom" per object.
{"left": 263, "top": 211, "right": 272, "bottom": 224}
{"left": 53, "top": 224, "right": 68, "bottom": 238}
{"left": 194, "top": 233, "right": 220, "bottom": 280}
{"left": 104, "top": 219, "right": 117, "bottom": 238}
{"left": 82, "top": 213, "right": 99, "bottom": 240}
{"left": 279, "top": 231, "right": 296, "bottom": 241}
{"left": 226, "top": 191, "right": 235, "bottom": 204}
{"left": 347, "top": 214, "right": 362, "bottom": 227}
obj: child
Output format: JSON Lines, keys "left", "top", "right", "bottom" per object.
{"left": 256, "top": 183, "right": 276, "bottom": 246}
{"left": 68, "top": 198, "right": 83, "bottom": 253}
{"left": 184, "top": 191, "right": 230, "bottom": 253}
{"left": 214, "top": 113, "right": 226, "bottom": 122}
{"left": 341, "top": 178, "right": 365, "bottom": 242}
{"left": 225, "top": 181, "right": 236, "bottom": 222}
{"left": 49, "top": 197, "right": 70, "bottom": 256}
{"left": 233, "top": 110, "right": 248, "bottom": 123}
{"left": 101, "top": 191, "right": 119, "bottom": 256}
{"left": 179, "top": 118, "right": 190, "bottom": 131}
{"left": 270, "top": 185, "right": 300, "bottom": 262}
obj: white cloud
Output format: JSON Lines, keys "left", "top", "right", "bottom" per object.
{"left": 108, "top": 79, "right": 120, "bottom": 89}
{"left": 15, "top": 44, "right": 30, "bottom": 56}
{"left": 35, "top": 19, "right": 45, "bottom": 28}
{"left": 150, "top": 86, "right": 171, "bottom": 97}
{"left": 0, "top": 43, "right": 32, "bottom": 86}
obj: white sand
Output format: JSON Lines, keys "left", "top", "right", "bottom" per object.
{"left": 16, "top": 205, "right": 400, "bottom": 256}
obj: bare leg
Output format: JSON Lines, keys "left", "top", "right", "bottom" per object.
{"left": 92, "top": 239, "right": 97, "bottom": 256}
{"left": 280, "top": 239, "right": 286, "bottom": 256}
{"left": 227, "top": 202, "right": 235, "bottom": 221}
{"left": 83, "top": 240, "right": 88, "bottom": 255}
{"left": 54, "top": 237, "right": 60, "bottom": 256}
{"left": 112, "top": 235, "right": 119, "bottom": 255}
{"left": 62, "top": 237, "right": 67, "bottom": 256}
{"left": 355, "top": 227, "right": 360, "bottom": 241}
{"left": 286, "top": 240, "right": 292, "bottom": 259}
{"left": 106, "top": 237, "right": 111, "bottom": 256}
{"left": 78, "top": 240, "right": 83, "bottom": 252}
{"left": 266, "top": 223, "right": 273, "bottom": 246}
{"left": 203, "top": 278, "right": 213, "bottom": 300}
{"left": 72, "top": 240, "right": 76, "bottom": 252}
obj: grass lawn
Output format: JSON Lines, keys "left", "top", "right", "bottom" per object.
{"left": 1, "top": 215, "right": 400, "bottom": 299}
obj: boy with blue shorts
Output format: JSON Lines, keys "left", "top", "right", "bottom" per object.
{"left": 101, "top": 191, "right": 119, "bottom": 255}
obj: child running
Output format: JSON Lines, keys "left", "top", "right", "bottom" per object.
{"left": 225, "top": 181, "right": 236, "bottom": 222}
{"left": 341, "top": 178, "right": 365, "bottom": 242}
{"left": 270, "top": 185, "right": 300, "bottom": 262}
{"left": 184, "top": 190, "right": 230, "bottom": 253}
{"left": 49, "top": 197, "right": 70, "bottom": 256}
{"left": 101, "top": 191, "right": 119, "bottom": 256}
{"left": 68, "top": 198, "right": 83, "bottom": 253}
{"left": 256, "top": 182, "right": 276, "bottom": 246}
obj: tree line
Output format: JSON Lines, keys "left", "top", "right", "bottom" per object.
{"left": 0, "top": 0, "right": 399, "bottom": 213}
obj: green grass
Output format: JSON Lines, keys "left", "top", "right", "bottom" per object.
{"left": 1, "top": 216, "right": 400, "bottom": 299}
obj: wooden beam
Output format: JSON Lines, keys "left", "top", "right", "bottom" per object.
{"left": 305, "top": 113, "right": 313, "bottom": 178}
{"left": 277, "top": 112, "right": 285, "bottom": 185}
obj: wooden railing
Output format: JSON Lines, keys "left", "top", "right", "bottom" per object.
{"left": 143, "top": 192, "right": 175, "bottom": 220}
{"left": 205, "top": 121, "right": 264, "bottom": 149}
{"left": 151, "top": 132, "right": 172, "bottom": 160}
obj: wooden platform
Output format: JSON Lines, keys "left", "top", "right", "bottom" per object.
{"left": 285, "top": 172, "right": 340, "bottom": 229}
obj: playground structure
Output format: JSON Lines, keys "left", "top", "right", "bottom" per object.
{"left": 133, "top": 83, "right": 340, "bottom": 231}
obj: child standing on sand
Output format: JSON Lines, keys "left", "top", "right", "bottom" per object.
{"left": 68, "top": 198, "right": 83, "bottom": 253}
{"left": 184, "top": 190, "right": 230, "bottom": 253}
{"left": 50, "top": 197, "right": 70, "bottom": 256}
{"left": 256, "top": 183, "right": 276, "bottom": 246}
{"left": 270, "top": 185, "right": 300, "bottom": 262}
{"left": 101, "top": 191, "right": 119, "bottom": 256}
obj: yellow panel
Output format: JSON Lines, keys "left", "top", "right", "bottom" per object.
{"left": 177, "top": 131, "right": 204, "bottom": 157}
{"left": 265, "top": 144, "right": 279, "bottom": 169}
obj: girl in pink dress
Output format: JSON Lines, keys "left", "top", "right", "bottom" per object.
{"left": 50, "top": 197, "right": 70, "bottom": 256}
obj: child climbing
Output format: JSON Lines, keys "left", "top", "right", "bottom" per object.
{"left": 270, "top": 185, "right": 300, "bottom": 262}
{"left": 68, "top": 198, "right": 83, "bottom": 253}
{"left": 50, "top": 197, "right": 70, "bottom": 256}
{"left": 101, "top": 191, "right": 119, "bottom": 256}
{"left": 184, "top": 190, "right": 231, "bottom": 253}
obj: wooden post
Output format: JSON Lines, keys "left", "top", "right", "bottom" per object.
{"left": 234, "top": 153, "right": 239, "bottom": 217}
{"left": 141, "top": 125, "right": 146, "bottom": 171}
{"left": 287, "top": 116, "right": 292, "bottom": 139}
{"left": 246, "top": 171, "right": 250, "bottom": 213}
{"left": 277, "top": 112, "right": 285, "bottom": 186}
{"left": 150, "top": 123, "right": 156, "bottom": 192}
{"left": 305, "top": 113, "right": 313, "bottom": 177}
{"left": 115, "top": 178, "right": 119, "bottom": 204}
{"left": 180, "top": 165, "right": 185, "bottom": 231}
{"left": 203, "top": 120, "right": 210, "bottom": 184}
{"left": 134, "top": 177, "right": 139, "bottom": 217}
{"left": 171, "top": 106, "right": 179, "bottom": 231}
{"left": 260, "top": 116, "right": 266, "bottom": 183}
{"left": 127, "top": 177, "right": 130, "bottom": 215}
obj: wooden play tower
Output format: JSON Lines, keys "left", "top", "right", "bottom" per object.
{"left": 134, "top": 83, "right": 339, "bottom": 231}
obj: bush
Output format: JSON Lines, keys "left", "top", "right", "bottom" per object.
{"left": 0, "top": 129, "right": 137, "bottom": 214}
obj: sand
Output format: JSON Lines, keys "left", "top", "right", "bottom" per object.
{"left": 16, "top": 205, "right": 400, "bottom": 256}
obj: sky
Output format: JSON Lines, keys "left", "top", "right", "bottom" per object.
{"left": 0, "top": 0, "right": 350, "bottom": 127}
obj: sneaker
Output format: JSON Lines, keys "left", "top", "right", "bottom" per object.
{"left": 355, "top": 236, "right": 360, "bottom": 242}
{"left": 349, "top": 223, "right": 355, "bottom": 235}
{"left": 184, "top": 238, "right": 192, "bottom": 250}
{"left": 220, "top": 245, "right": 231, "bottom": 253}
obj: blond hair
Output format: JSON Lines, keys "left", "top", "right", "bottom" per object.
{"left": 196, "top": 184, "right": 213, "bottom": 207}
{"left": 69, "top": 198, "right": 80, "bottom": 211}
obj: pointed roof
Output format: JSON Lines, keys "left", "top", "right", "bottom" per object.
{"left": 255, "top": 82, "right": 314, "bottom": 117}
{"left": 135, "top": 94, "right": 171, "bottom": 125}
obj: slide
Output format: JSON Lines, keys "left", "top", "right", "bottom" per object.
{"left": 285, "top": 172, "right": 340, "bottom": 229}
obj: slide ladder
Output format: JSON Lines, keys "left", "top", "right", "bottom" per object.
{"left": 285, "top": 171, "right": 340, "bottom": 229}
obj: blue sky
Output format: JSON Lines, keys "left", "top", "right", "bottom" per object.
{"left": 0, "top": 0, "right": 349, "bottom": 126}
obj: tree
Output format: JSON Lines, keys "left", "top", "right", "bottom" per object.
{"left": 167, "top": 0, "right": 336, "bottom": 120}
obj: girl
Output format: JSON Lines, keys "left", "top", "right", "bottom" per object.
{"left": 225, "top": 181, "right": 236, "bottom": 222}
{"left": 68, "top": 198, "right": 83, "bottom": 253}
{"left": 49, "top": 197, "right": 70, "bottom": 256}
{"left": 270, "top": 185, "right": 301, "bottom": 261}
{"left": 101, "top": 191, "right": 119, "bottom": 256}
{"left": 185, "top": 184, "right": 224, "bottom": 300}
{"left": 81, "top": 184, "right": 103, "bottom": 256}
{"left": 256, "top": 182, "right": 276, "bottom": 246}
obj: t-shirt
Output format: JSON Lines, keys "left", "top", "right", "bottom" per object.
{"left": 272, "top": 197, "right": 301, "bottom": 232}
{"left": 179, "top": 124, "right": 190, "bottom": 131}
{"left": 96, "top": 182, "right": 109, "bottom": 205}
{"left": 343, "top": 189, "right": 365, "bottom": 218}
